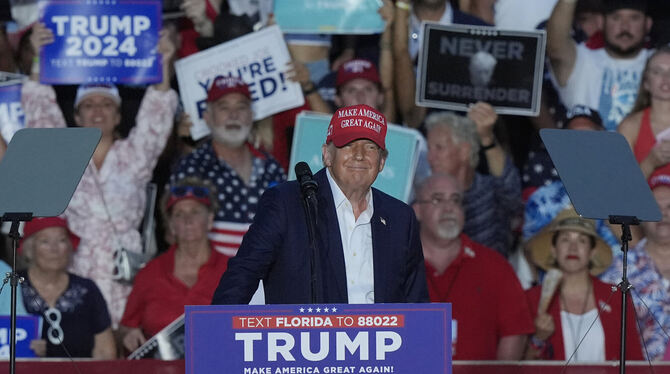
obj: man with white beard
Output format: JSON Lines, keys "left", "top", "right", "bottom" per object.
{"left": 412, "top": 173, "right": 532, "bottom": 360}
{"left": 171, "top": 76, "right": 285, "bottom": 257}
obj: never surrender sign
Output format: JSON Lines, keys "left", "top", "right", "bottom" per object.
{"left": 417, "top": 23, "right": 546, "bottom": 116}
{"left": 40, "top": 0, "right": 162, "bottom": 85}
{"left": 186, "top": 303, "right": 451, "bottom": 374}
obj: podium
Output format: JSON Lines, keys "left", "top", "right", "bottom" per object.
{"left": 185, "top": 303, "right": 451, "bottom": 374}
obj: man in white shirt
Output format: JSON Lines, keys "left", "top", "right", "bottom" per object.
{"left": 547, "top": 0, "right": 652, "bottom": 131}
{"left": 212, "top": 104, "right": 428, "bottom": 304}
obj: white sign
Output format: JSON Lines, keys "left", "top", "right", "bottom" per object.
{"left": 175, "top": 25, "right": 304, "bottom": 140}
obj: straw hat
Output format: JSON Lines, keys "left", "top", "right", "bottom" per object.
{"left": 527, "top": 207, "right": 612, "bottom": 276}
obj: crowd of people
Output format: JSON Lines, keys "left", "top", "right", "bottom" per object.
{"left": 0, "top": 0, "right": 669, "bottom": 364}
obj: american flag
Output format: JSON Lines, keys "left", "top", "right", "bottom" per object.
{"left": 209, "top": 221, "right": 250, "bottom": 257}
{"left": 171, "top": 142, "right": 287, "bottom": 258}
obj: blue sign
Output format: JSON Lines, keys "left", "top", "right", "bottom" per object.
{"left": 0, "top": 315, "right": 41, "bottom": 358}
{"left": 274, "top": 0, "right": 385, "bottom": 34}
{"left": 0, "top": 83, "right": 25, "bottom": 142}
{"left": 186, "top": 303, "right": 451, "bottom": 374}
{"left": 40, "top": 0, "right": 162, "bottom": 85}
{"left": 289, "top": 113, "right": 422, "bottom": 203}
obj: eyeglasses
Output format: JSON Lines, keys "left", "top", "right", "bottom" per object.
{"left": 415, "top": 194, "right": 463, "bottom": 208}
{"left": 170, "top": 185, "right": 209, "bottom": 198}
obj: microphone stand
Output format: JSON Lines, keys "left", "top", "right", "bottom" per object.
{"left": 609, "top": 214, "right": 639, "bottom": 374}
{"left": 2, "top": 213, "right": 32, "bottom": 374}
{"left": 303, "top": 192, "right": 322, "bottom": 303}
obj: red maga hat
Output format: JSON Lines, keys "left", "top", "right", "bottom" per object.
{"left": 207, "top": 76, "right": 251, "bottom": 103}
{"left": 336, "top": 59, "right": 381, "bottom": 88}
{"left": 19, "top": 217, "right": 80, "bottom": 255}
{"left": 326, "top": 104, "right": 387, "bottom": 149}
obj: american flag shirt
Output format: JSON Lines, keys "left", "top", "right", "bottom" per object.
{"left": 171, "top": 141, "right": 286, "bottom": 257}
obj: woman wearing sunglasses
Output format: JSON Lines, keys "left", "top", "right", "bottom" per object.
{"left": 118, "top": 177, "right": 229, "bottom": 354}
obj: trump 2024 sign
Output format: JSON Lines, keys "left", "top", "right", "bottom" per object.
{"left": 185, "top": 303, "right": 451, "bottom": 374}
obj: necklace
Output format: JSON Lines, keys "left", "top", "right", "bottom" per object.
{"left": 559, "top": 281, "right": 591, "bottom": 361}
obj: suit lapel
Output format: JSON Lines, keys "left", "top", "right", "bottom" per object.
{"left": 314, "top": 169, "right": 348, "bottom": 302}
{"left": 371, "top": 189, "right": 391, "bottom": 303}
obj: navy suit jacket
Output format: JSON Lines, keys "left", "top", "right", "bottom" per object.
{"left": 211, "top": 168, "right": 429, "bottom": 304}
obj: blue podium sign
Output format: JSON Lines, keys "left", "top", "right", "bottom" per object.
{"left": 40, "top": 0, "right": 162, "bottom": 85}
{"left": 186, "top": 303, "right": 451, "bottom": 374}
{"left": 0, "top": 82, "right": 24, "bottom": 142}
{"left": 274, "top": 0, "right": 385, "bottom": 34}
{"left": 0, "top": 315, "right": 41, "bottom": 358}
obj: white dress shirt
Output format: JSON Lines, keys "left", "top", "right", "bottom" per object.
{"left": 327, "top": 169, "right": 375, "bottom": 304}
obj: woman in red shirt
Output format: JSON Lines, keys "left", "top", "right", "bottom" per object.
{"left": 119, "top": 177, "right": 229, "bottom": 355}
{"left": 524, "top": 207, "right": 643, "bottom": 361}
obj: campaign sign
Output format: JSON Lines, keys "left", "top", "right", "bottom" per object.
{"left": 186, "top": 303, "right": 451, "bottom": 374}
{"left": 0, "top": 315, "right": 41, "bottom": 358}
{"left": 417, "top": 23, "right": 546, "bottom": 116}
{"left": 274, "top": 0, "right": 385, "bottom": 34}
{"left": 40, "top": 0, "right": 162, "bottom": 85}
{"left": 176, "top": 25, "right": 304, "bottom": 140}
{"left": 0, "top": 78, "right": 25, "bottom": 142}
{"left": 288, "top": 112, "right": 421, "bottom": 203}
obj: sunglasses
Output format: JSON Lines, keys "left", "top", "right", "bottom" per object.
{"left": 170, "top": 185, "right": 209, "bottom": 198}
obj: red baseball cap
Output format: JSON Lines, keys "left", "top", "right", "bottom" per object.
{"left": 326, "top": 104, "right": 387, "bottom": 149}
{"left": 336, "top": 59, "right": 381, "bottom": 88}
{"left": 19, "top": 217, "right": 80, "bottom": 255}
{"left": 207, "top": 76, "right": 251, "bottom": 103}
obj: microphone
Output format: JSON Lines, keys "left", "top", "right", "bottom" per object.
{"left": 295, "top": 162, "right": 318, "bottom": 199}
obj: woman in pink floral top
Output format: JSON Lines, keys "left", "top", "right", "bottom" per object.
{"left": 21, "top": 23, "right": 179, "bottom": 326}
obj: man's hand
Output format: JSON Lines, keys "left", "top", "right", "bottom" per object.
{"left": 467, "top": 101, "right": 497, "bottom": 144}
{"left": 181, "top": 0, "right": 214, "bottom": 36}
{"left": 379, "top": 0, "right": 395, "bottom": 28}
{"left": 122, "top": 327, "right": 147, "bottom": 352}
{"left": 285, "top": 60, "right": 313, "bottom": 91}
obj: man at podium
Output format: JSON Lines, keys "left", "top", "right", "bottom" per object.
{"left": 212, "top": 104, "right": 429, "bottom": 304}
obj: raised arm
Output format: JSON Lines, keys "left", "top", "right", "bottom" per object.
{"left": 468, "top": 102, "right": 504, "bottom": 176}
{"left": 22, "top": 22, "right": 67, "bottom": 129}
{"left": 286, "top": 60, "right": 332, "bottom": 114}
{"left": 378, "top": 0, "right": 396, "bottom": 123}
{"left": 151, "top": 28, "right": 176, "bottom": 92}
{"left": 393, "top": 2, "right": 426, "bottom": 128}
{"left": 546, "top": 0, "right": 578, "bottom": 87}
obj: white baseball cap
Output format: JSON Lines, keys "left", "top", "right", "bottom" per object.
{"left": 74, "top": 84, "right": 121, "bottom": 109}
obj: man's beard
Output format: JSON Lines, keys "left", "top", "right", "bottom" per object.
{"left": 436, "top": 217, "right": 461, "bottom": 240}
{"left": 210, "top": 123, "right": 251, "bottom": 148}
{"left": 604, "top": 34, "right": 646, "bottom": 58}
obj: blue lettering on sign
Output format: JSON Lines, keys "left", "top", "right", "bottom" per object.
{"left": 40, "top": 0, "right": 162, "bottom": 85}
{"left": 196, "top": 56, "right": 289, "bottom": 115}
{"left": 0, "top": 84, "right": 25, "bottom": 141}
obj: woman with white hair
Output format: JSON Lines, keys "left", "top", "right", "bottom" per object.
{"left": 19, "top": 217, "right": 115, "bottom": 359}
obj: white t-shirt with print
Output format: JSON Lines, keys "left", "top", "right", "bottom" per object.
{"left": 553, "top": 44, "right": 651, "bottom": 131}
